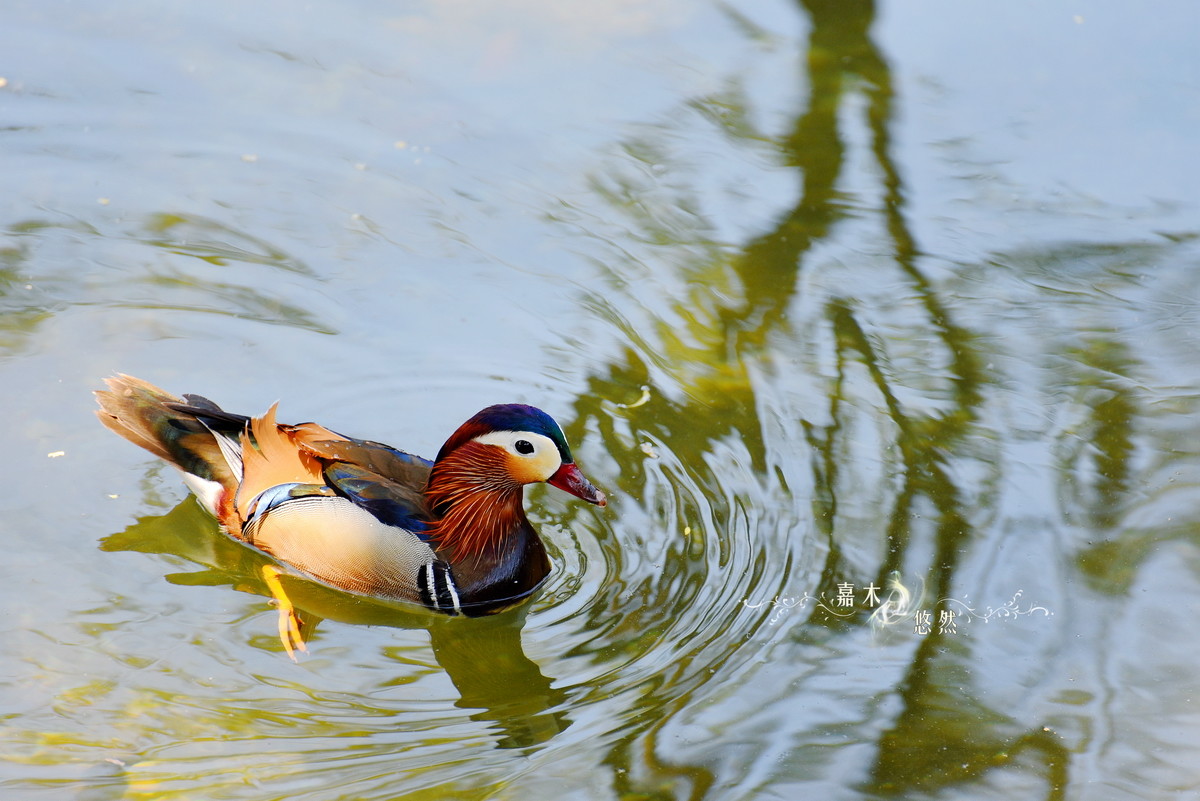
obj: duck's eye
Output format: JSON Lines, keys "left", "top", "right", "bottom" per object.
{"left": 514, "top": 439, "right": 535, "bottom": 455}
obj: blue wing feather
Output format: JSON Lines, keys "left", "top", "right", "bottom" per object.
{"left": 323, "top": 462, "right": 431, "bottom": 538}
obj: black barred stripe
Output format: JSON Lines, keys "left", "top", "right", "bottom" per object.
{"left": 417, "top": 561, "right": 462, "bottom": 616}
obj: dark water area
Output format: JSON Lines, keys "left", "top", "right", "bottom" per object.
{"left": 2, "top": 2, "right": 1198, "bottom": 799}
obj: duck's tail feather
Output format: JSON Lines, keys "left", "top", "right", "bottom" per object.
{"left": 95, "top": 374, "right": 244, "bottom": 514}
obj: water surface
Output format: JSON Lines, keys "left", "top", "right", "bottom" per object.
{"left": 2, "top": 1, "right": 1198, "bottom": 799}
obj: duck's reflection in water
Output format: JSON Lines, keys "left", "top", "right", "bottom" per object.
{"left": 101, "top": 496, "right": 570, "bottom": 750}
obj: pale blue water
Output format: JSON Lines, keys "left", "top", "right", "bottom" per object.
{"left": 2, "top": 2, "right": 1199, "bottom": 799}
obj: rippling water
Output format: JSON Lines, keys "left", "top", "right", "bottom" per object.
{"left": 3, "top": 1, "right": 1199, "bottom": 799}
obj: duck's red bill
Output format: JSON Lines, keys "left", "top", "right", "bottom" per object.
{"left": 548, "top": 463, "right": 607, "bottom": 507}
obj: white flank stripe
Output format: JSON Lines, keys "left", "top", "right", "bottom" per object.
{"left": 423, "top": 560, "right": 436, "bottom": 606}
{"left": 445, "top": 571, "right": 463, "bottom": 615}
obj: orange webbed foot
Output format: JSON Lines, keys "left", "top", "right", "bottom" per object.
{"left": 261, "top": 565, "right": 308, "bottom": 661}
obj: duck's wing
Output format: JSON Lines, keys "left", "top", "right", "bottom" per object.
{"left": 297, "top": 436, "right": 433, "bottom": 490}
{"left": 296, "top": 436, "right": 434, "bottom": 534}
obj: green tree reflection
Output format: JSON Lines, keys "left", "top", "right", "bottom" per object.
{"left": 556, "top": 1, "right": 1074, "bottom": 797}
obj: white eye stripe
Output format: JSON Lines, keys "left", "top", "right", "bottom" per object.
{"left": 472, "top": 430, "right": 563, "bottom": 481}
{"left": 472, "top": 430, "right": 550, "bottom": 454}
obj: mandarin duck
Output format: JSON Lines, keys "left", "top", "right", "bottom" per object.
{"left": 95, "top": 374, "right": 606, "bottom": 657}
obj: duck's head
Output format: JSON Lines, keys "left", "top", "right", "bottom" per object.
{"left": 432, "top": 404, "right": 607, "bottom": 507}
